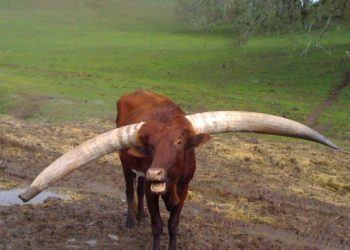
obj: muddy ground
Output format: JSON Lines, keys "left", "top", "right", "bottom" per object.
{"left": 0, "top": 115, "right": 349, "bottom": 249}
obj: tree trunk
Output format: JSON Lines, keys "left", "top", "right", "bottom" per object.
{"left": 340, "top": 0, "right": 349, "bottom": 17}
{"left": 300, "top": 0, "right": 311, "bottom": 26}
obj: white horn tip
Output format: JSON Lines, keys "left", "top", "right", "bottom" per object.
{"left": 19, "top": 186, "right": 41, "bottom": 202}
{"left": 329, "top": 143, "right": 341, "bottom": 151}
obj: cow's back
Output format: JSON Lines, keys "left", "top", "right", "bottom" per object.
{"left": 116, "top": 90, "right": 184, "bottom": 127}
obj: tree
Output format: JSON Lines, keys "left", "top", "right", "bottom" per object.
{"left": 177, "top": 0, "right": 349, "bottom": 34}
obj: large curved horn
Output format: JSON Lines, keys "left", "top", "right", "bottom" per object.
{"left": 19, "top": 122, "right": 145, "bottom": 202}
{"left": 186, "top": 111, "right": 339, "bottom": 149}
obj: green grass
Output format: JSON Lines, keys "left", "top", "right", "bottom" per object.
{"left": 0, "top": 0, "right": 349, "bottom": 140}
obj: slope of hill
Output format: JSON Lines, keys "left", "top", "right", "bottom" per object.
{"left": 0, "top": 0, "right": 349, "bottom": 143}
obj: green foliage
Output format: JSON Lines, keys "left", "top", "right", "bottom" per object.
{"left": 177, "top": 0, "right": 350, "bottom": 43}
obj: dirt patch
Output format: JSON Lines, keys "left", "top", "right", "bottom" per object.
{"left": 0, "top": 62, "right": 95, "bottom": 79}
{"left": 0, "top": 116, "right": 349, "bottom": 249}
{"left": 5, "top": 94, "right": 52, "bottom": 120}
{"left": 306, "top": 71, "right": 350, "bottom": 128}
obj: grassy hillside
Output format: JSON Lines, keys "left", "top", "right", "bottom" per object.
{"left": 0, "top": 0, "right": 349, "bottom": 141}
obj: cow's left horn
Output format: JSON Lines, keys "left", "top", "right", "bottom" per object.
{"left": 186, "top": 111, "right": 339, "bottom": 149}
{"left": 19, "top": 122, "right": 144, "bottom": 202}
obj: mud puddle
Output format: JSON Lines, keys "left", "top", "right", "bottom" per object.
{"left": 0, "top": 189, "right": 67, "bottom": 206}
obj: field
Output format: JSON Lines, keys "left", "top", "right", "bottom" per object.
{"left": 0, "top": 0, "right": 349, "bottom": 249}
{"left": 0, "top": 0, "right": 349, "bottom": 139}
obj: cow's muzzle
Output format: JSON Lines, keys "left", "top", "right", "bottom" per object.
{"left": 146, "top": 168, "right": 166, "bottom": 194}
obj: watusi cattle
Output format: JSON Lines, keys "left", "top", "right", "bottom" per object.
{"left": 20, "top": 90, "right": 339, "bottom": 250}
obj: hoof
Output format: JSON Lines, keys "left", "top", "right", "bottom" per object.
{"left": 137, "top": 211, "right": 146, "bottom": 222}
{"left": 126, "top": 218, "right": 136, "bottom": 229}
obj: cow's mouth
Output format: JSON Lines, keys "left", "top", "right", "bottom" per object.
{"left": 150, "top": 181, "right": 166, "bottom": 194}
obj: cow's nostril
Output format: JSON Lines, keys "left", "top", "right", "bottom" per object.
{"left": 154, "top": 169, "right": 163, "bottom": 176}
{"left": 146, "top": 168, "right": 165, "bottom": 181}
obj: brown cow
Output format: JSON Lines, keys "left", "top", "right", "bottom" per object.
{"left": 116, "top": 90, "right": 210, "bottom": 249}
{"left": 20, "top": 90, "right": 339, "bottom": 250}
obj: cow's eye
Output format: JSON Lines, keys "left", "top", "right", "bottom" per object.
{"left": 174, "top": 139, "right": 182, "bottom": 146}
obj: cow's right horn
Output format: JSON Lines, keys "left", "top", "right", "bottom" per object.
{"left": 19, "top": 122, "right": 145, "bottom": 202}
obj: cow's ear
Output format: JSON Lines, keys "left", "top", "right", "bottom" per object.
{"left": 127, "top": 147, "right": 148, "bottom": 158}
{"left": 187, "top": 133, "right": 211, "bottom": 148}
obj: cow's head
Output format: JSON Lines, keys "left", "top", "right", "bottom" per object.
{"left": 127, "top": 119, "right": 210, "bottom": 194}
{"left": 19, "top": 111, "right": 339, "bottom": 202}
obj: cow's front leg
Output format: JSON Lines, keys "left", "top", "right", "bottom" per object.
{"left": 167, "top": 185, "right": 188, "bottom": 250}
{"left": 123, "top": 167, "right": 136, "bottom": 228}
{"left": 146, "top": 182, "right": 163, "bottom": 250}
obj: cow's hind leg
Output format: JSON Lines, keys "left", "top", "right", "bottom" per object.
{"left": 136, "top": 176, "right": 146, "bottom": 221}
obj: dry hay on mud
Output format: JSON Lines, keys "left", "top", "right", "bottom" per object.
{"left": 0, "top": 115, "right": 349, "bottom": 249}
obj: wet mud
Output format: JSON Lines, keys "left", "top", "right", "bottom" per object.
{"left": 0, "top": 115, "right": 349, "bottom": 249}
